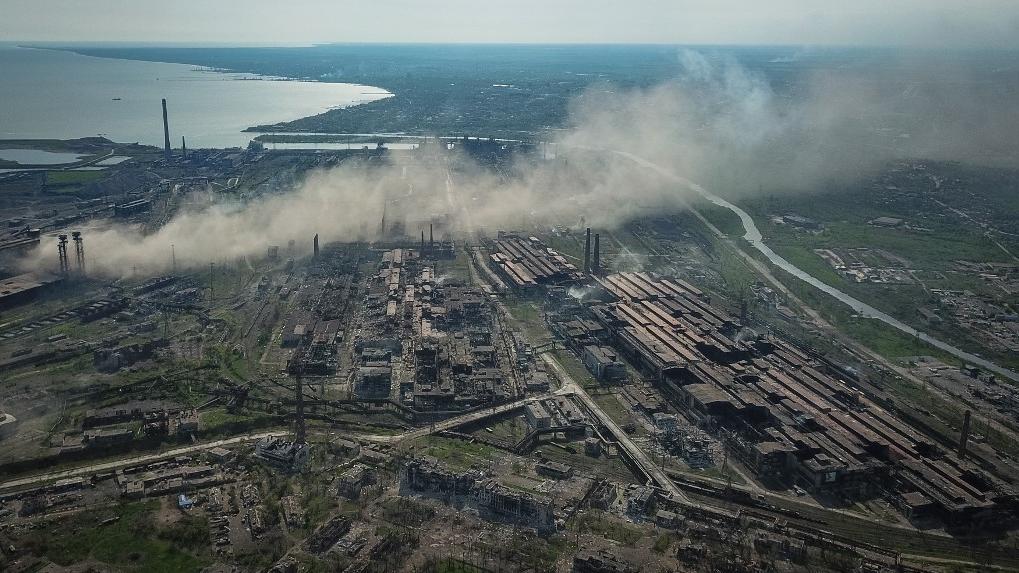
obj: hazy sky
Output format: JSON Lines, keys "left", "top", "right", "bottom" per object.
{"left": 3, "top": 0, "right": 1019, "bottom": 48}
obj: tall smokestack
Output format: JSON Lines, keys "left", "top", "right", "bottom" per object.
{"left": 313, "top": 234, "right": 319, "bottom": 258}
{"left": 57, "top": 234, "right": 69, "bottom": 275}
{"left": 429, "top": 223, "right": 434, "bottom": 248}
{"left": 593, "top": 233, "right": 601, "bottom": 275}
{"left": 959, "top": 410, "right": 972, "bottom": 458}
{"left": 181, "top": 136, "right": 187, "bottom": 160}
{"left": 421, "top": 230, "right": 425, "bottom": 251}
{"left": 294, "top": 357, "right": 306, "bottom": 445}
{"left": 72, "top": 231, "right": 85, "bottom": 275}
{"left": 584, "top": 228, "right": 591, "bottom": 274}
{"left": 161, "top": 98, "right": 171, "bottom": 161}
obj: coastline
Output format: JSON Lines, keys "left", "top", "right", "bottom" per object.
{"left": 2, "top": 45, "right": 394, "bottom": 146}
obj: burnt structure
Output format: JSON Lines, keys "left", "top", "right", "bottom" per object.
{"left": 400, "top": 457, "right": 554, "bottom": 532}
{"left": 352, "top": 248, "right": 514, "bottom": 410}
{"left": 586, "top": 271, "right": 1016, "bottom": 527}
{"left": 254, "top": 435, "right": 309, "bottom": 472}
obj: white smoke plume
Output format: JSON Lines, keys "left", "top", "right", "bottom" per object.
{"left": 19, "top": 49, "right": 1019, "bottom": 277}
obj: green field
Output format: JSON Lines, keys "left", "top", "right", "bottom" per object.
{"left": 46, "top": 169, "right": 105, "bottom": 186}
{"left": 18, "top": 501, "right": 209, "bottom": 572}
{"left": 410, "top": 435, "right": 502, "bottom": 469}
{"left": 695, "top": 200, "right": 745, "bottom": 237}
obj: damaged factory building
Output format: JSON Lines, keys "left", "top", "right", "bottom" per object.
{"left": 575, "top": 271, "right": 1018, "bottom": 528}
{"left": 399, "top": 457, "right": 555, "bottom": 533}
{"left": 351, "top": 248, "right": 518, "bottom": 412}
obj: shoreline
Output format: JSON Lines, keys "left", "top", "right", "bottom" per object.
{"left": 3, "top": 45, "right": 394, "bottom": 146}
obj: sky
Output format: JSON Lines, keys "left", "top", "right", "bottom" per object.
{"left": 3, "top": 0, "right": 1019, "bottom": 48}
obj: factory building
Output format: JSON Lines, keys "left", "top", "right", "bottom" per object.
{"left": 587, "top": 272, "right": 1016, "bottom": 525}
{"left": 113, "top": 198, "right": 152, "bottom": 218}
{"left": 488, "top": 233, "right": 583, "bottom": 289}
{"left": 255, "top": 435, "right": 309, "bottom": 472}
{"left": 582, "top": 344, "right": 628, "bottom": 383}
{"left": 525, "top": 402, "right": 552, "bottom": 430}
{"left": 0, "top": 272, "right": 63, "bottom": 309}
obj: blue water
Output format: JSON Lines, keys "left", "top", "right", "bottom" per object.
{"left": 0, "top": 45, "right": 391, "bottom": 148}
{"left": 0, "top": 149, "right": 86, "bottom": 164}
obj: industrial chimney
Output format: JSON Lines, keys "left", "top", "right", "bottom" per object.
{"left": 959, "top": 410, "right": 972, "bottom": 458}
{"left": 57, "top": 234, "right": 69, "bottom": 275}
{"left": 584, "top": 228, "right": 591, "bottom": 274}
{"left": 593, "top": 233, "right": 601, "bottom": 275}
{"left": 161, "top": 98, "right": 171, "bottom": 161}
{"left": 313, "top": 234, "right": 320, "bottom": 258}
{"left": 71, "top": 231, "right": 85, "bottom": 275}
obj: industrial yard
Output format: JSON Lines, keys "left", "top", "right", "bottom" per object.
{"left": 0, "top": 130, "right": 1018, "bottom": 573}
{"left": 0, "top": 47, "right": 1017, "bottom": 571}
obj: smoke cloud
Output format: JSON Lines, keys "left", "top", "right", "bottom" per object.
{"left": 20, "top": 49, "right": 1019, "bottom": 277}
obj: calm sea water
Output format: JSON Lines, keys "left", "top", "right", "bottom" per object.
{"left": 0, "top": 46, "right": 391, "bottom": 148}
{"left": 0, "top": 149, "right": 87, "bottom": 164}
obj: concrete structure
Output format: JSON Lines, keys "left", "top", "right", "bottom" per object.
{"left": 582, "top": 345, "right": 627, "bottom": 383}
{"left": 574, "top": 550, "right": 637, "bottom": 573}
{"left": 83, "top": 428, "right": 134, "bottom": 448}
{"left": 114, "top": 199, "right": 152, "bottom": 217}
{"left": 0, "top": 411, "right": 17, "bottom": 440}
{"left": 0, "top": 272, "right": 63, "bottom": 309}
{"left": 400, "top": 458, "right": 554, "bottom": 532}
{"left": 583, "top": 227, "right": 591, "bottom": 274}
{"left": 162, "top": 98, "right": 171, "bottom": 161}
{"left": 536, "top": 461, "right": 573, "bottom": 479}
{"left": 870, "top": 216, "right": 904, "bottom": 227}
{"left": 254, "top": 435, "right": 309, "bottom": 472}
{"left": 525, "top": 402, "right": 552, "bottom": 430}
{"left": 337, "top": 464, "right": 376, "bottom": 499}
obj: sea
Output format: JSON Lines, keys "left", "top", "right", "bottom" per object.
{"left": 0, "top": 45, "right": 392, "bottom": 149}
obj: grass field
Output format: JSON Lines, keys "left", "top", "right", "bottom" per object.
{"left": 19, "top": 501, "right": 209, "bottom": 572}
{"left": 200, "top": 407, "right": 279, "bottom": 437}
{"left": 695, "top": 200, "right": 745, "bottom": 237}
{"left": 573, "top": 510, "right": 644, "bottom": 544}
{"left": 502, "top": 297, "right": 553, "bottom": 345}
{"left": 410, "top": 435, "right": 502, "bottom": 470}
{"left": 45, "top": 169, "right": 104, "bottom": 186}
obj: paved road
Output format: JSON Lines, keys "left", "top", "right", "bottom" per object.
{"left": 539, "top": 352, "right": 689, "bottom": 502}
{"left": 0, "top": 430, "right": 286, "bottom": 493}
{"left": 361, "top": 392, "right": 558, "bottom": 444}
